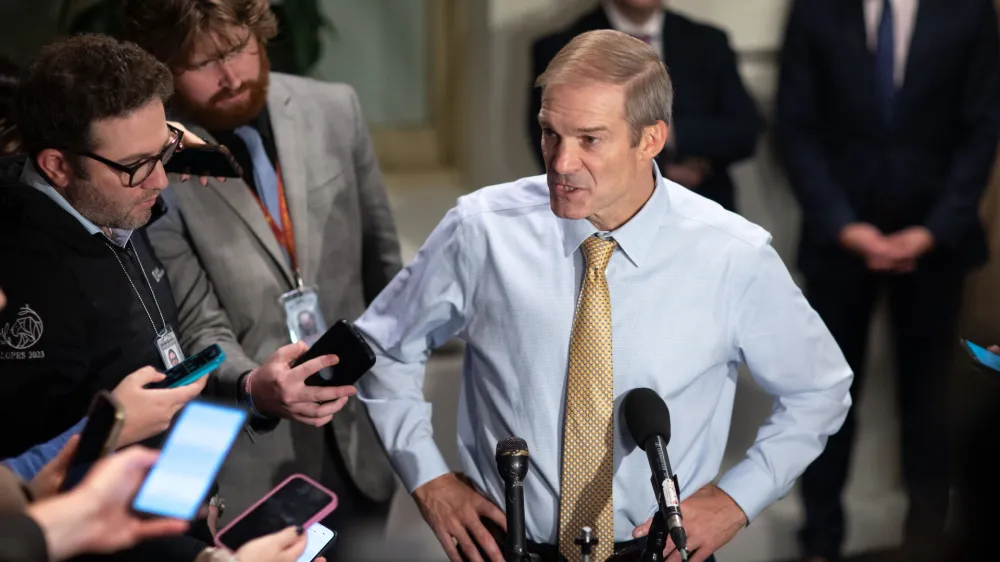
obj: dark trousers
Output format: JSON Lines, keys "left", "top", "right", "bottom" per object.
{"left": 315, "top": 426, "right": 391, "bottom": 561}
{"left": 798, "top": 257, "right": 964, "bottom": 559}
{"left": 462, "top": 518, "right": 716, "bottom": 562}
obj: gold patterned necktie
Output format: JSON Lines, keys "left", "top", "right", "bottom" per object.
{"left": 558, "top": 235, "right": 617, "bottom": 561}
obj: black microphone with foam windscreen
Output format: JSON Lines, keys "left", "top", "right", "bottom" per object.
{"left": 495, "top": 436, "right": 535, "bottom": 562}
{"left": 623, "top": 388, "right": 689, "bottom": 562}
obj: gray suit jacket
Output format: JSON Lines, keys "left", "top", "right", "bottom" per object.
{"left": 148, "top": 73, "right": 401, "bottom": 513}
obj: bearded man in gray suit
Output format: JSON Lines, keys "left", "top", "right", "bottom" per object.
{"left": 122, "top": 0, "right": 402, "bottom": 552}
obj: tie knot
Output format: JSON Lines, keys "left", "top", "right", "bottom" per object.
{"left": 581, "top": 236, "right": 616, "bottom": 270}
{"left": 631, "top": 33, "right": 653, "bottom": 44}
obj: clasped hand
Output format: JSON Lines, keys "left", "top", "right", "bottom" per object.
{"left": 838, "top": 223, "right": 934, "bottom": 273}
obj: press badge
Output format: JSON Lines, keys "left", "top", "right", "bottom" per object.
{"left": 279, "top": 287, "right": 328, "bottom": 347}
{"left": 155, "top": 327, "right": 185, "bottom": 369}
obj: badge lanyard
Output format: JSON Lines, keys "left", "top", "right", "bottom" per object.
{"left": 250, "top": 163, "right": 330, "bottom": 348}
{"left": 106, "top": 240, "right": 168, "bottom": 335}
{"left": 104, "top": 240, "right": 182, "bottom": 366}
{"left": 248, "top": 163, "right": 304, "bottom": 289}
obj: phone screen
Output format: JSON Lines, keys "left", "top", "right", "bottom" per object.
{"left": 297, "top": 524, "right": 336, "bottom": 562}
{"left": 964, "top": 340, "right": 1000, "bottom": 372}
{"left": 132, "top": 401, "right": 246, "bottom": 520}
{"left": 60, "top": 392, "right": 122, "bottom": 491}
{"left": 217, "top": 477, "right": 336, "bottom": 551}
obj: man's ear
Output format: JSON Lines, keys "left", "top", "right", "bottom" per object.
{"left": 35, "top": 149, "right": 75, "bottom": 189}
{"left": 638, "top": 121, "right": 668, "bottom": 162}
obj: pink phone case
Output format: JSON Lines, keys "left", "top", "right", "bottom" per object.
{"left": 214, "top": 473, "right": 338, "bottom": 552}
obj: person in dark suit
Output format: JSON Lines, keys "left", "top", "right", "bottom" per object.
{"left": 775, "top": 0, "right": 1000, "bottom": 560}
{"left": 528, "top": 0, "right": 762, "bottom": 212}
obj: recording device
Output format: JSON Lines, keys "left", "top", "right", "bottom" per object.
{"left": 215, "top": 474, "right": 338, "bottom": 552}
{"left": 164, "top": 143, "right": 243, "bottom": 178}
{"left": 623, "top": 388, "right": 689, "bottom": 562}
{"left": 961, "top": 339, "right": 1000, "bottom": 373}
{"left": 145, "top": 344, "right": 226, "bottom": 389}
{"left": 298, "top": 319, "right": 377, "bottom": 387}
{"left": 495, "top": 436, "right": 538, "bottom": 562}
{"left": 132, "top": 401, "right": 246, "bottom": 520}
{"left": 296, "top": 523, "right": 337, "bottom": 562}
{"left": 59, "top": 391, "right": 125, "bottom": 491}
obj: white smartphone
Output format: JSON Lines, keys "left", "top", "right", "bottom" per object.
{"left": 297, "top": 523, "right": 336, "bottom": 562}
{"left": 131, "top": 401, "right": 247, "bottom": 519}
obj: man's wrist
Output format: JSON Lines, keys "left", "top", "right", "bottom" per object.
{"left": 239, "top": 370, "right": 269, "bottom": 419}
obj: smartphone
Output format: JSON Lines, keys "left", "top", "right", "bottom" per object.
{"left": 145, "top": 344, "right": 226, "bottom": 389}
{"left": 165, "top": 144, "right": 243, "bottom": 178}
{"left": 296, "top": 524, "right": 337, "bottom": 562}
{"left": 961, "top": 339, "right": 1000, "bottom": 372}
{"left": 59, "top": 391, "right": 125, "bottom": 491}
{"left": 215, "top": 474, "right": 338, "bottom": 552}
{"left": 131, "top": 401, "right": 247, "bottom": 520}
{"left": 297, "top": 319, "right": 376, "bottom": 387}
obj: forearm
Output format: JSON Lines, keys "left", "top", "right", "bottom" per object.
{"left": 356, "top": 345, "right": 449, "bottom": 492}
{"left": 4, "top": 418, "right": 85, "bottom": 480}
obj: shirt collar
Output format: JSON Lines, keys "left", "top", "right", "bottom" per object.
{"left": 21, "top": 160, "right": 133, "bottom": 247}
{"left": 558, "top": 162, "right": 671, "bottom": 268}
{"left": 602, "top": 1, "right": 664, "bottom": 41}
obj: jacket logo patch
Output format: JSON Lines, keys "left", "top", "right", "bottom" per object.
{"left": 0, "top": 305, "right": 43, "bottom": 350}
{"left": 151, "top": 267, "right": 165, "bottom": 283}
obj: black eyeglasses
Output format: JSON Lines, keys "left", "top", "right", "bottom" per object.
{"left": 73, "top": 124, "right": 184, "bottom": 187}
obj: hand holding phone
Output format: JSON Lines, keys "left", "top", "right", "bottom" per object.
{"left": 59, "top": 391, "right": 125, "bottom": 492}
{"left": 961, "top": 339, "right": 1000, "bottom": 372}
{"left": 26, "top": 447, "right": 189, "bottom": 561}
{"left": 246, "top": 342, "right": 355, "bottom": 425}
{"left": 215, "top": 475, "right": 337, "bottom": 552}
{"left": 113, "top": 366, "right": 208, "bottom": 446}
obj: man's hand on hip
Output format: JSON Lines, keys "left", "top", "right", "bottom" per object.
{"left": 632, "top": 484, "right": 747, "bottom": 562}
{"left": 413, "top": 472, "right": 507, "bottom": 562}
{"left": 249, "top": 341, "right": 355, "bottom": 427}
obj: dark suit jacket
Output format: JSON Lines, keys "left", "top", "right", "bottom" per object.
{"left": 776, "top": 0, "right": 1000, "bottom": 277}
{"left": 528, "top": 6, "right": 762, "bottom": 211}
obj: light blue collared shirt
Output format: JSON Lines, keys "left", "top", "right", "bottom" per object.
{"left": 355, "top": 166, "right": 853, "bottom": 543}
{"left": 21, "top": 161, "right": 132, "bottom": 247}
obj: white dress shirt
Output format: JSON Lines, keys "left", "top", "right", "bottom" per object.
{"left": 355, "top": 165, "right": 853, "bottom": 543}
{"left": 602, "top": 0, "right": 665, "bottom": 60}
{"left": 864, "top": 0, "right": 920, "bottom": 86}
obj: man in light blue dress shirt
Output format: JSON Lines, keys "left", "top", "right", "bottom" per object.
{"left": 355, "top": 29, "right": 853, "bottom": 562}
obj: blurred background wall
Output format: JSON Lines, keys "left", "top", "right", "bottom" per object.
{"left": 2, "top": 1, "right": 998, "bottom": 560}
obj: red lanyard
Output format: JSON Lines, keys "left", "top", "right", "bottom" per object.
{"left": 248, "top": 163, "right": 299, "bottom": 278}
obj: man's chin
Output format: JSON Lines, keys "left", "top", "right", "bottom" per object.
{"left": 549, "top": 200, "right": 589, "bottom": 221}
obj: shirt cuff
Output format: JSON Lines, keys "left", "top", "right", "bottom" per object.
{"left": 716, "top": 459, "right": 779, "bottom": 524}
{"left": 393, "top": 438, "right": 451, "bottom": 494}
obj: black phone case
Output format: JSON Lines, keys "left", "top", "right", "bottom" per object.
{"left": 298, "top": 320, "right": 376, "bottom": 387}
{"left": 165, "top": 145, "right": 243, "bottom": 178}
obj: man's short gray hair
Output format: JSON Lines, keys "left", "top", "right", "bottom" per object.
{"left": 536, "top": 29, "right": 673, "bottom": 147}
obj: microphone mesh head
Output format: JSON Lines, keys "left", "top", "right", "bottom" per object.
{"left": 496, "top": 436, "right": 529, "bottom": 457}
{"left": 623, "top": 388, "right": 671, "bottom": 450}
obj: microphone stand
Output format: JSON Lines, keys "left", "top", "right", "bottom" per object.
{"left": 641, "top": 512, "right": 668, "bottom": 562}
{"left": 575, "top": 527, "right": 598, "bottom": 562}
